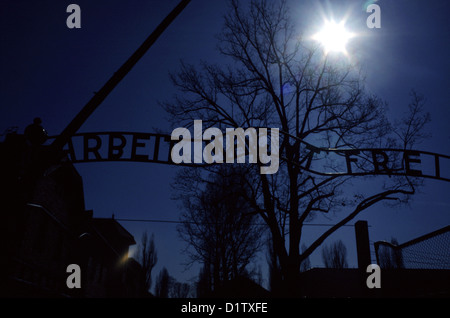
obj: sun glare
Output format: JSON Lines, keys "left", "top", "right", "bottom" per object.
{"left": 313, "top": 20, "right": 355, "bottom": 54}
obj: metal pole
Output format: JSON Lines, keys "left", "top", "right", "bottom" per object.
{"left": 51, "top": 0, "right": 191, "bottom": 151}
{"left": 355, "top": 220, "right": 371, "bottom": 270}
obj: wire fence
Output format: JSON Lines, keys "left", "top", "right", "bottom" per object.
{"left": 374, "top": 225, "right": 450, "bottom": 269}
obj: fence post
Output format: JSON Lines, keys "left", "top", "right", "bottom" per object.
{"left": 354, "top": 220, "right": 374, "bottom": 296}
{"left": 355, "top": 220, "right": 371, "bottom": 270}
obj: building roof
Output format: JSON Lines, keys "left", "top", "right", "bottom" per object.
{"left": 92, "top": 217, "right": 136, "bottom": 246}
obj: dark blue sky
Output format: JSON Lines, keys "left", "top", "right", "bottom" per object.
{"left": 1, "top": 0, "right": 450, "bottom": 289}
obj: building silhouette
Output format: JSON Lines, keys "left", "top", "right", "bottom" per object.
{"left": 0, "top": 130, "right": 146, "bottom": 297}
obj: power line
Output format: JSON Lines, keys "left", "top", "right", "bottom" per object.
{"left": 115, "top": 217, "right": 357, "bottom": 227}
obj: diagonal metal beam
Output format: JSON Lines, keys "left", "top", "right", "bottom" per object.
{"left": 51, "top": 0, "right": 191, "bottom": 151}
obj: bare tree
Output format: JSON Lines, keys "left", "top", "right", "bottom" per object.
{"left": 266, "top": 233, "right": 282, "bottom": 292}
{"left": 196, "top": 264, "right": 212, "bottom": 297}
{"left": 393, "top": 90, "right": 431, "bottom": 150}
{"left": 163, "top": 0, "right": 429, "bottom": 295}
{"left": 377, "top": 237, "right": 404, "bottom": 269}
{"left": 170, "top": 281, "right": 190, "bottom": 298}
{"left": 300, "top": 244, "right": 311, "bottom": 272}
{"left": 154, "top": 267, "right": 171, "bottom": 298}
{"left": 137, "top": 231, "right": 158, "bottom": 292}
{"left": 175, "top": 165, "right": 264, "bottom": 293}
{"left": 322, "top": 240, "right": 348, "bottom": 269}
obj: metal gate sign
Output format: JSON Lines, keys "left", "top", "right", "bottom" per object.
{"left": 56, "top": 130, "right": 450, "bottom": 182}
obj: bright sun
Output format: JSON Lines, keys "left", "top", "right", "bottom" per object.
{"left": 313, "top": 20, "right": 355, "bottom": 54}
